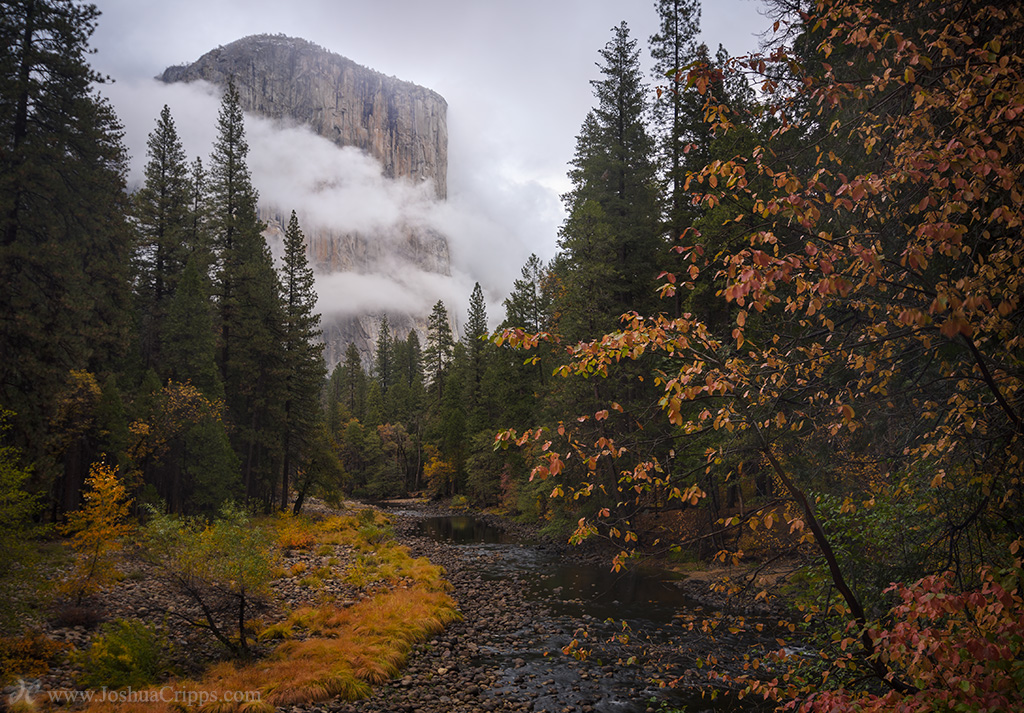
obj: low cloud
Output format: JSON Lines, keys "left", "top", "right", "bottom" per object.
{"left": 314, "top": 266, "right": 469, "bottom": 320}
{"left": 104, "top": 78, "right": 560, "bottom": 330}
{"left": 247, "top": 119, "right": 437, "bottom": 236}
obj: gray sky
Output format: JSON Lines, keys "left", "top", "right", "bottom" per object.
{"left": 90, "top": 0, "right": 769, "bottom": 324}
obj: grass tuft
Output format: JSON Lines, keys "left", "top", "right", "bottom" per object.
{"left": 255, "top": 620, "right": 293, "bottom": 641}
{"left": 236, "top": 700, "right": 274, "bottom": 713}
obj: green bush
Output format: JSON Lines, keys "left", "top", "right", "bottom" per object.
{"left": 0, "top": 410, "right": 50, "bottom": 630}
{"left": 74, "top": 619, "right": 167, "bottom": 689}
{"left": 356, "top": 523, "right": 392, "bottom": 546}
{"left": 143, "top": 502, "right": 273, "bottom": 658}
{"left": 794, "top": 485, "right": 943, "bottom": 618}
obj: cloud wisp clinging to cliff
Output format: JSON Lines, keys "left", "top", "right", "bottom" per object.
{"left": 246, "top": 119, "right": 436, "bottom": 237}
{"left": 110, "top": 78, "right": 531, "bottom": 326}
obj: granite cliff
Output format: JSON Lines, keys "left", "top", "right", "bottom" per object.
{"left": 161, "top": 35, "right": 447, "bottom": 199}
{"left": 161, "top": 35, "right": 452, "bottom": 366}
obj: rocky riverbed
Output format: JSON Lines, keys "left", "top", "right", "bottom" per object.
{"left": 316, "top": 505, "right": 777, "bottom": 713}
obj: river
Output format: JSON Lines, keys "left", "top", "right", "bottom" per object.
{"left": 338, "top": 507, "right": 781, "bottom": 713}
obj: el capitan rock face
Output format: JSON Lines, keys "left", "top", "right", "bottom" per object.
{"left": 161, "top": 35, "right": 452, "bottom": 365}
{"left": 161, "top": 34, "right": 448, "bottom": 199}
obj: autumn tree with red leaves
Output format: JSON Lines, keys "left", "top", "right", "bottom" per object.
{"left": 499, "top": 0, "right": 1023, "bottom": 708}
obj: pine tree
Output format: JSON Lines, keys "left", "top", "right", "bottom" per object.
{"left": 163, "top": 255, "right": 223, "bottom": 399}
{"left": 207, "top": 78, "right": 266, "bottom": 383}
{"left": 400, "top": 331, "right": 424, "bottom": 390}
{"left": 324, "top": 368, "right": 350, "bottom": 437}
{"left": 463, "top": 283, "right": 491, "bottom": 432}
{"left": 438, "top": 343, "right": 468, "bottom": 494}
{"left": 464, "top": 283, "right": 488, "bottom": 354}
{"left": 500, "top": 254, "right": 551, "bottom": 335}
{"left": 399, "top": 330, "right": 426, "bottom": 490}
{"left": 423, "top": 300, "right": 455, "bottom": 402}
{"left": 498, "top": 254, "right": 553, "bottom": 426}
{"left": 278, "top": 211, "right": 326, "bottom": 510}
{"left": 556, "top": 21, "right": 662, "bottom": 341}
{"left": 388, "top": 330, "right": 423, "bottom": 425}
{"left": 229, "top": 236, "right": 286, "bottom": 503}
{"left": 187, "top": 156, "right": 211, "bottom": 266}
{"left": 364, "top": 381, "right": 384, "bottom": 429}
{"left": 373, "top": 314, "right": 394, "bottom": 398}
{"left": 132, "top": 105, "right": 193, "bottom": 371}
{"left": 648, "top": 0, "right": 704, "bottom": 241}
{"left": 537, "top": 23, "right": 672, "bottom": 526}
{"left": 0, "top": 0, "right": 132, "bottom": 476}
{"left": 206, "top": 79, "right": 285, "bottom": 503}
{"left": 336, "top": 343, "right": 367, "bottom": 420}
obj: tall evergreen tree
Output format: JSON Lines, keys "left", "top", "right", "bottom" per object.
{"left": 132, "top": 104, "right": 192, "bottom": 371}
{"left": 535, "top": 23, "right": 674, "bottom": 528}
{"left": 648, "top": 0, "right": 704, "bottom": 241}
{"left": 0, "top": 0, "right": 132, "bottom": 483}
{"left": 163, "top": 255, "right": 223, "bottom": 399}
{"left": 463, "top": 283, "right": 491, "bottom": 432}
{"left": 373, "top": 314, "right": 394, "bottom": 398}
{"left": 278, "top": 211, "right": 326, "bottom": 509}
{"left": 206, "top": 79, "right": 284, "bottom": 503}
{"left": 423, "top": 300, "right": 455, "bottom": 402}
{"left": 187, "top": 156, "right": 211, "bottom": 266}
{"left": 399, "top": 331, "right": 424, "bottom": 390}
{"left": 498, "top": 254, "right": 554, "bottom": 426}
{"left": 324, "top": 365, "right": 349, "bottom": 437}
{"left": 388, "top": 330, "right": 424, "bottom": 425}
{"left": 206, "top": 79, "right": 266, "bottom": 383}
{"left": 555, "top": 21, "right": 662, "bottom": 341}
{"left": 396, "top": 330, "right": 426, "bottom": 490}
{"left": 500, "top": 254, "right": 551, "bottom": 335}
{"left": 438, "top": 343, "right": 468, "bottom": 494}
{"left": 229, "top": 233, "right": 286, "bottom": 503}
{"left": 336, "top": 343, "right": 367, "bottom": 421}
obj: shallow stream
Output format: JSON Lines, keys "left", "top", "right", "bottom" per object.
{"left": 410, "top": 512, "right": 774, "bottom": 712}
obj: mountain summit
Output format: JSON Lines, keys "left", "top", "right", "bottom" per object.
{"left": 161, "top": 35, "right": 452, "bottom": 366}
{"left": 161, "top": 34, "right": 448, "bottom": 198}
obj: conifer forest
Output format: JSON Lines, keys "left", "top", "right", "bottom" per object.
{"left": 1, "top": 0, "right": 1022, "bottom": 711}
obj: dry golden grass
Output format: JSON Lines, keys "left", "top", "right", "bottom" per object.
{"left": 269, "top": 512, "right": 316, "bottom": 551}
{"left": 68, "top": 510, "right": 458, "bottom": 713}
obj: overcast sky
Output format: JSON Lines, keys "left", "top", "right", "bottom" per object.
{"left": 90, "top": 0, "right": 770, "bottom": 325}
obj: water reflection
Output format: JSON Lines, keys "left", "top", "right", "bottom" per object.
{"left": 416, "top": 515, "right": 699, "bottom": 624}
{"left": 533, "top": 562, "right": 700, "bottom": 623}
{"left": 417, "top": 515, "right": 520, "bottom": 544}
